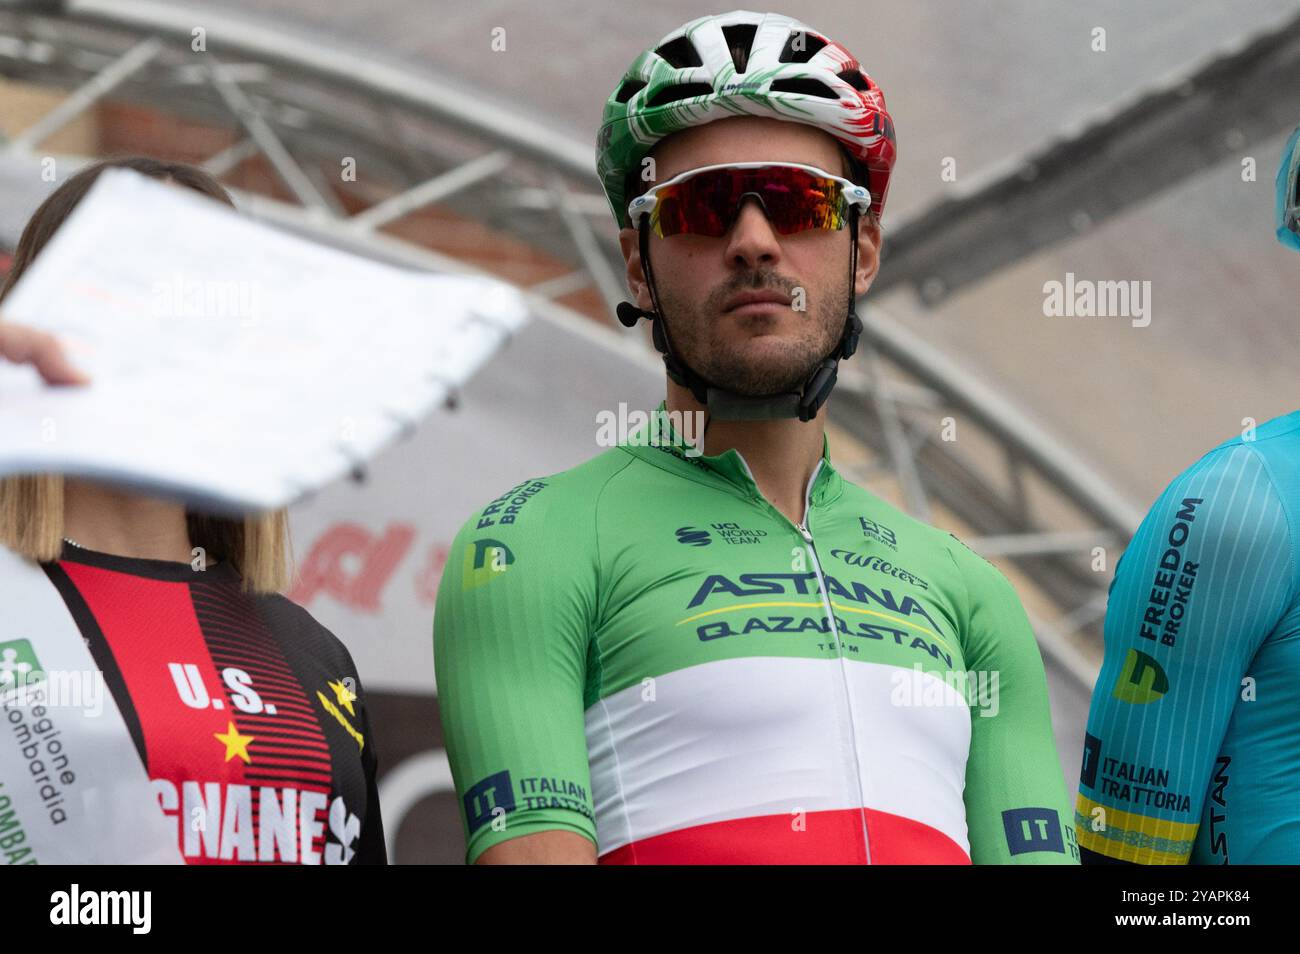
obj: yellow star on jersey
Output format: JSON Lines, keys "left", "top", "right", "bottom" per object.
{"left": 328, "top": 679, "right": 357, "bottom": 717}
{"left": 214, "top": 721, "right": 254, "bottom": 764}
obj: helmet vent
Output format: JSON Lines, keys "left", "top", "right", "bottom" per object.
{"left": 770, "top": 77, "right": 837, "bottom": 99}
{"left": 838, "top": 69, "right": 870, "bottom": 91}
{"left": 721, "top": 23, "right": 758, "bottom": 73}
{"left": 614, "top": 79, "right": 647, "bottom": 104}
{"left": 778, "top": 31, "right": 827, "bottom": 63}
{"left": 646, "top": 82, "right": 714, "bottom": 107}
{"left": 654, "top": 35, "right": 704, "bottom": 68}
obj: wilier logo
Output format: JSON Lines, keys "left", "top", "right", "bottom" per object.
{"left": 675, "top": 527, "right": 711, "bottom": 547}
{"left": 1112, "top": 648, "right": 1169, "bottom": 704}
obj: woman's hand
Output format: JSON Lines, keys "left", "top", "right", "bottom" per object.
{"left": 0, "top": 318, "right": 89, "bottom": 384}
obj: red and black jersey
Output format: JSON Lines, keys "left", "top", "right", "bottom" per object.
{"left": 41, "top": 544, "right": 386, "bottom": 865}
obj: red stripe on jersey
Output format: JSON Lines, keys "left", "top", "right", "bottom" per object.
{"left": 598, "top": 808, "right": 971, "bottom": 865}
{"left": 59, "top": 562, "right": 340, "bottom": 864}
{"left": 60, "top": 561, "right": 246, "bottom": 792}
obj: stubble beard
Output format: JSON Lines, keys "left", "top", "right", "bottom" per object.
{"left": 656, "top": 269, "right": 848, "bottom": 397}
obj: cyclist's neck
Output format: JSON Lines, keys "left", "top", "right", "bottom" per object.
{"left": 666, "top": 384, "right": 827, "bottom": 526}
{"left": 62, "top": 477, "right": 195, "bottom": 562}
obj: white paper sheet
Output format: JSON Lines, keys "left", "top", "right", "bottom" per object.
{"left": 0, "top": 168, "right": 528, "bottom": 512}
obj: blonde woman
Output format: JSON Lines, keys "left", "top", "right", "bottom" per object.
{"left": 0, "top": 157, "right": 385, "bottom": 864}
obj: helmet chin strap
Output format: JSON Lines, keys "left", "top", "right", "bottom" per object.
{"left": 618, "top": 209, "right": 863, "bottom": 423}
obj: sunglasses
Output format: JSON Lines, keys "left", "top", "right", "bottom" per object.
{"left": 627, "top": 162, "right": 872, "bottom": 238}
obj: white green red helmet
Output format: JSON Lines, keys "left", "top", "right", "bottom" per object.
{"left": 596, "top": 10, "right": 897, "bottom": 229}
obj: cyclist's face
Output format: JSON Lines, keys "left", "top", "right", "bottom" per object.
{"left": 620, "top": 116, "right": 880, "bottom": 398}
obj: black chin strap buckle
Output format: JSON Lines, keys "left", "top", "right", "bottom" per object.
{"left": 841, "top": 310, "right": 862, "bottom": 360}
{"left": 797, "top": 358, "right": 839, "bottom": 422}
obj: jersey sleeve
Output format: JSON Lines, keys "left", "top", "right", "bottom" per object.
{"left": 955, "top": 544, "right": 1079, "bottom": 864}
{"left": 255, "top": 595, "right": 388, "bottom": 865}
{"left": 353, "top": 671, "right": 388, "bottom": 865}
{"left": 433, "top": 478, "right": 601, "bottom": 864}
{"left": 1077, "top": 443, "right": 1293, "bottom": 864}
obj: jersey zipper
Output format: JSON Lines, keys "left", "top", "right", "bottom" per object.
{"left": 735, "top": 454, "right": 873, "bottom": 864}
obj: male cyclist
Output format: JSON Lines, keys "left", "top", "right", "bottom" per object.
{"left": 435, "top": 10, "right": 1077, "bottom": 865}
{"left": 1075, "top": 127, "right": 1300, "bottom": 864}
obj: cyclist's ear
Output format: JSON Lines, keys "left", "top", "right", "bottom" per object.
{"left": 854, "top": 213, "right": 882, "bottom": 299}
{"left": 619, "top": 227, "right": 654, "bottom": 312}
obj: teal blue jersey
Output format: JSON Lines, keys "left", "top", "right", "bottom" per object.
{"left": 1078, "top": 410, "right": 1300, "bottom": 863}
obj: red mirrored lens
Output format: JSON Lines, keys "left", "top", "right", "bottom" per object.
{"left": 651, "top": 166, "right": 847, "bottom": 237}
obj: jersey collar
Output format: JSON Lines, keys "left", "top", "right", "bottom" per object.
{"left": 620, "top": 400, "right": 843, "bottom": 506}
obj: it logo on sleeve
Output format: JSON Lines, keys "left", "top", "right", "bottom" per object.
{"left": 465, "top": 771, "right": 516, "bottom": 834}
{"left": 1002, "top": 807, "right": 1067, "bottom": 856}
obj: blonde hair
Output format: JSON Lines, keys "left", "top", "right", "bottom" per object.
{"left": 0, "top": 157, "right": 292, "bottom": 592}
{"left": 0, "top": 475, "right": 292, "bottom": 593}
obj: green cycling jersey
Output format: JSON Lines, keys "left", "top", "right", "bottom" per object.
{"left": 434, "top": 404, "right": 1078, "bottom": 864}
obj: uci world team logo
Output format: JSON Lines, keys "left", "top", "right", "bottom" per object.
{"left": 462, "top": 538, "right": 516, "bottom": 591}
{"left": 1112, "top": 648, "right": 1169, "bottom": 704}
{"left": 675, "top": 526, "right": 711, "bottom": 547}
